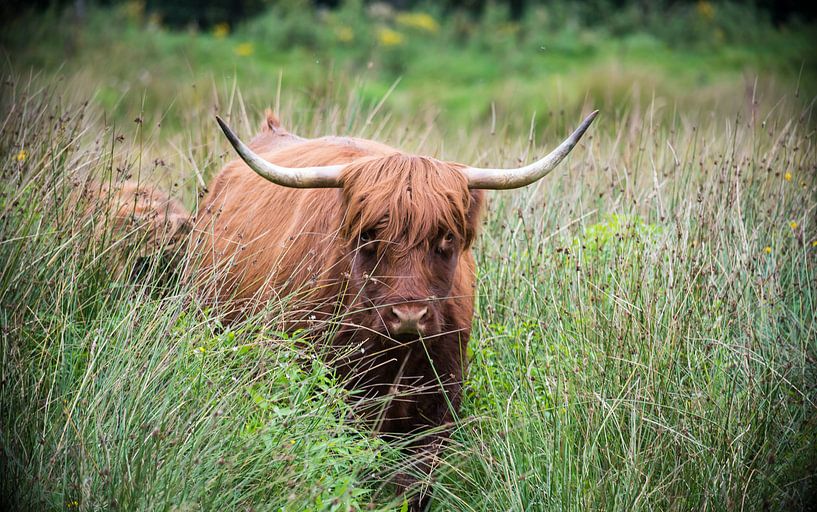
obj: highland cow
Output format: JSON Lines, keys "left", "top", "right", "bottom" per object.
{"left": 75, "top": 181, "right": 191, "bottom": 280}
{"left": 191, "top": 109, "right": 597, "bottom": 509}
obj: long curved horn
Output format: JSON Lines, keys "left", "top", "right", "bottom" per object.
{"left": 216, "top": 116, "right": 344, "bottom": 188}
{"left": 464, "top": 110, "right": 598, "bottom": 189}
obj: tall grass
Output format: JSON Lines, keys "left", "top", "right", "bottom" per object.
{"left": 1, "top": 65, "right": 815, "bottom": 511}
{"left": 440, "top": 104, "right": 817, "bottom": 509}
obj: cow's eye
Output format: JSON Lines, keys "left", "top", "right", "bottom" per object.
{"left": 359, "top": 230, "right": 375, "bottom": 244}
{"left": 436, "top": 231, "right": 456, "bottom": 256}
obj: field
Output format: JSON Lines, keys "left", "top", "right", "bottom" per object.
{"left": 1, "top": 3, "right": 816, "bottom": 511}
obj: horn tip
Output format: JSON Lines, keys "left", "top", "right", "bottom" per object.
{"left": 215, "top": 115, "right": 242, "bottom": 149}
{"left": 571, "top": 109, "right": 599, "bottom": 140}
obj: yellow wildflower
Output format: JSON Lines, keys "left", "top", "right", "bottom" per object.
{"left": 784, "top": 171, "right": 792, "bottom": 182}
{"left": 196, "top": 346, "right": 206, "bottom": 354}
{"left": 377, "top": 27, "right": 404, "bottom": 46}
{"left": 235, "top": 42, "right": 254, "bottom": 57}
{"left": 213, "top": 22, "right": 229, "bottom": 39}
{"left": 395, "top": 12, "right": 439, "bottom": 33}
{"left": 696, "top": 1, "right": 715, "bottom": 20}
{"left": 498, "top": 22, "right": 520, "bottom": 36}
{"left": 763, "top": 246, "right": 771, "bottom": 254}
{"left": 124, "top": 0, "right": 144, "bottom": 22}
{"left": 16, "top": 149, "right": 27, "bottom": 162}
{"left": 335, "top": 26, "right": 354, "bottom": 43}
{"left": 812, "top": 240, "right": 817, "bottom": 247}
{"left": 147, "top": 12, "right": 162, "bottom": 29}
{"left": 789, "top": 221, "right": 798, "bottom": 230}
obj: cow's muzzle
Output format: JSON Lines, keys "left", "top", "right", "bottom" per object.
{"left": 385, "top": 303, "right": 431, "bottom": 337}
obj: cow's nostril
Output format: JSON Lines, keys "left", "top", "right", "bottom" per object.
{"left": 390, "top": 305, "right": 428, "bottom": 334}
{"left": 392, "top": 306, "right": 427, "bottom": 322}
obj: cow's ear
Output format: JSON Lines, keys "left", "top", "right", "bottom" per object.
{"left": 464, "top": 189, "right": 485, "bottom": 248}
{"left": 261, "top": 108, "right": 282, "bottom": 132}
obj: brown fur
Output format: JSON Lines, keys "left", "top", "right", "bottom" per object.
{"left": 191, "top": 114, "right": 485, "bottom": 509}
{"left": 246, "top": 109, "right": 305, "bottom": 153}
{"left": 76, "top": 181, "right": 191, "bottom": 277}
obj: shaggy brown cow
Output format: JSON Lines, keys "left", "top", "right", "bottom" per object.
{"left": 192, "top": 109, "right": 597, "bottom": 509}
{"left": 74, "top": 181, "right": 192, "bottom": 279}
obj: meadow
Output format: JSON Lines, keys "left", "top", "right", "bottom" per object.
{"left": 1, "top": 2, "right": 816, "bottom": 510}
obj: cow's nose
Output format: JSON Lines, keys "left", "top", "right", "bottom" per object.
{"left": 390, "top": 305, "right": 428, "bottom": 335}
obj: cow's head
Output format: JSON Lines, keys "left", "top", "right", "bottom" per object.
{"left": 215, "top": 111, "right": 597, "bottom": 342}
{"left": 335, "top": 154, "right": 480, "bottom": 341}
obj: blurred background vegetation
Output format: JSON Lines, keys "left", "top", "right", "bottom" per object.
{"left": 2, "top": 0, "right": 815, "bottom": 136}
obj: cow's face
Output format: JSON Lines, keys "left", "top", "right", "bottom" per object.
{"left": 214, "top": 110, "right": 595, "bottom": 340}
{"left": 340, "top": 154, "right": 483, "bottom": 342}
